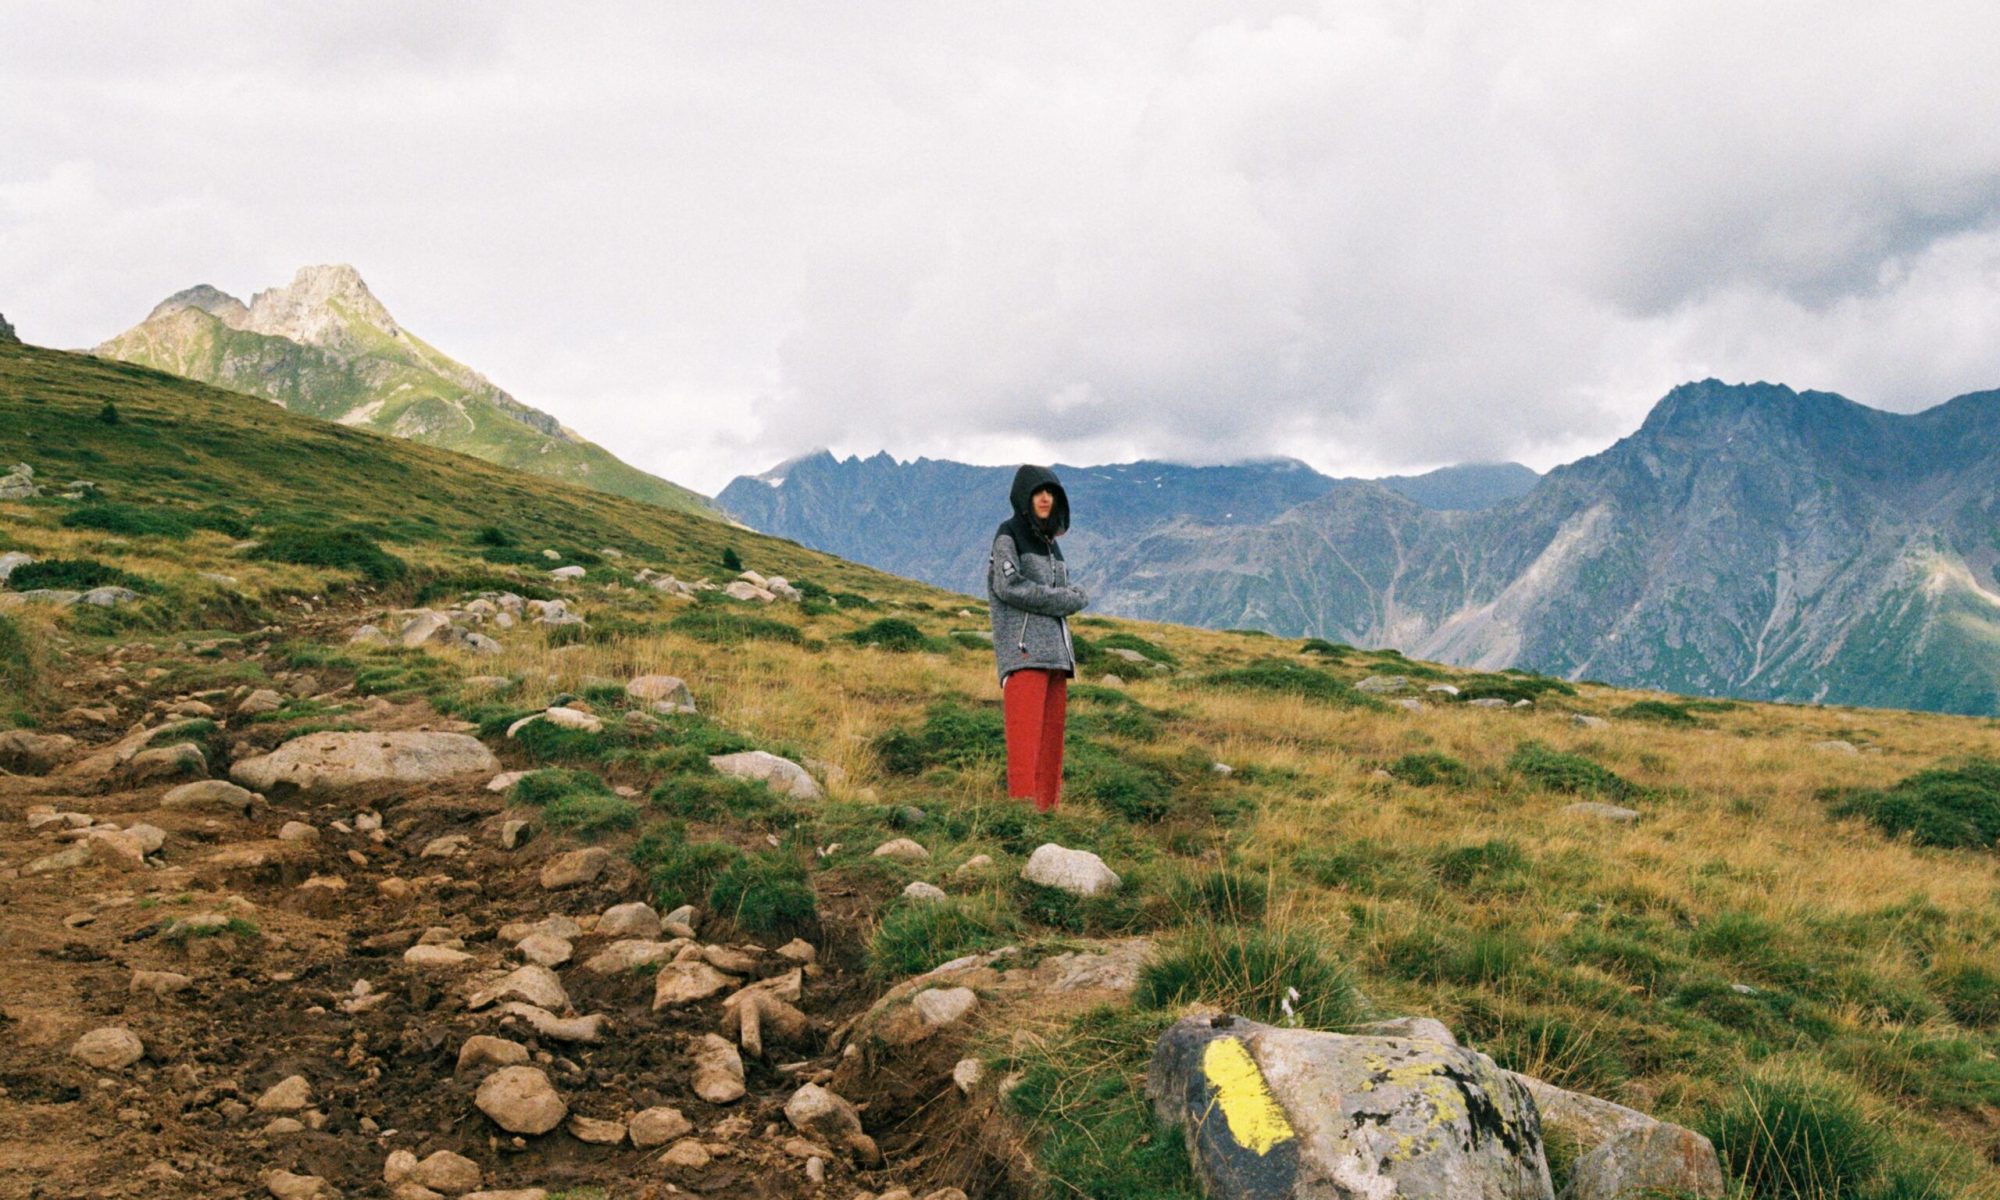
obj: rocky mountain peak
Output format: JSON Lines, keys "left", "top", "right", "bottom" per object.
{"left": 243, "top": 263, "right": 402, "bottom": 350}
{"left": 0, "top": 312, "right": 16, "bottom": 344}
{"left": 145, "top": 284, "right": 250, "bottom": 328}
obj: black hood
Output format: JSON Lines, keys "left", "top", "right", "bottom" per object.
{"left": 997, "top": 464, "right": 1070, "bottom": 556}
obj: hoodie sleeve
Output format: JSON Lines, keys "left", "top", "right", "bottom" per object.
{"left": 990, "top": 533, "right": 1088, "bottom": 617}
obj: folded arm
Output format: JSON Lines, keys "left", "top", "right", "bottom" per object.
{"left": 990, "top": 534, "right": 1089, "bottom": 617}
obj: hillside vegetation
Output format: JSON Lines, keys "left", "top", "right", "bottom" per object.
{"left": 4, "top": 340, "right": 2000, "bottom": 1198}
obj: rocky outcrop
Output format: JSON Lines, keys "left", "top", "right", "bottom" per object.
{"left": 230, "top": 731, "right": 499, "bottom": 795}
{"left": 1148, "top": 1014, "right": 1551, "bottom": 1199}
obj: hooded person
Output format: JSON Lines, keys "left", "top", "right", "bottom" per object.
{"left": 987, "top": 464, "right": 1088, "bottom": 812}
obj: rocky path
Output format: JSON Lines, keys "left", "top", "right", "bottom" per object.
{"left": 0, "top": 619, "right": 958, "bottom": 1200}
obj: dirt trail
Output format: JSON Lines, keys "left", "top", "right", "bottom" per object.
{"left": 0, "top": 609, "right": 952, "bottom": 1200}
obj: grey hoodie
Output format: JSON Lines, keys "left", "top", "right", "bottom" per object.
{"left": 988, "top": 465, "right": 1088, "bottom": 682}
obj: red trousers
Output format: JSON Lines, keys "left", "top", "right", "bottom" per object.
{"left": 1003, "top": 668, "right": 1068, "bottom": 812}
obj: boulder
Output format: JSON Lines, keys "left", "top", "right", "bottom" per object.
{"left": 0, "top": 550, "right": 33, "bottom": 580}
{"left": 1148, "top": 1015, "right": 1551, "bottom": 1200}
{"left": 873, "top": 837, "right": 929, "bottom": 862}
{"left": 1355, "top": 674, "right": 1410, "bottom": 694}
{"left": 231, "top": 732, "right": 500, "bottom": 795}
{"left": 409, "top": 1150, "right": 482, "bottom": 1194}
{"left": 71, "top": 1026, "right": 145, "bottom": 1070}
{"left": 628, "top": 1105, "right": 693, "bottom": 1147}
{"left": 784, "top": 1083, "right": 863, "bottom": 1144}
{"left": 690, "top": 1033, "right": 746, "bottom": 1103}
{"left": 400, "top": 610, "right": 454, "bottom": 648}
{"left": 652, "top": 960, "right": 737, "bottom": 1009}
{"left": 121, "top": 743, "right": 207, "bottom": 785}
{"left": 494, "top": 1003, "right": 609, "bottom": 1044}
{"left": 1021, "top": 843, "right": 1121, "bottom": 896}
{"left": 474, "top": 1066, "right": 567, "bottom": 1135}
{"left": 709, "top": 750, "right": 823, "bottom": 800}
{"left": 255, "top": 1075, "right": 313, "bottom": 1113}
{"left": 1512, "top": 1075, "right": 1724, "bottom": 1200}
{"left": 582, "top": 939, "right": 682, "bottom": 975}
{"left": 538, "top": 847, "right": 611, "bottom": 890}
{"left": 568, "top": 1115, "right": 627, "bottom": 1145}
{"left": 457, "top": 1035, "right": 530, "bottom": 1075}
{"left": 1569, "top": 714, "right": 1610, "bottom": 730}
{"left": 161, "top": 779, "right": 261, "bottom": 817}
{"left": 627, "top": 675, "right": 696, "bottom": 713}
{"left": 912, "top": 986, "right": 978, "bottom": 1029}
{"left": 902, "top": 881, "right": 949, "bottom": 903}
{"left": 0, "top": 729, "right": 76, "bottom": 773}
{"left": 598, "top": 901, "right": 662, "bottom": 938}
{"left": 467, "top": 965, "right": 569, "bottom": 1012}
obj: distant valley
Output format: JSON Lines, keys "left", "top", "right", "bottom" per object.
{"left": 94, "top": 266, "right": 715, "bottom": 517}
{"left": 722, "top": 383, "right": 2000, "bottom": 715}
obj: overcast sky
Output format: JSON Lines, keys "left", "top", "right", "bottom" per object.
{"left": 6, "top": 2, "right": 2000, "bottom": 494}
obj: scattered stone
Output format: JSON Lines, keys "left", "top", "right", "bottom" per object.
{"left": 582, "top": 939, "right": 681, "bottom": 975}
{"left": 421, "top": 834, "right": 471, "bottom": 859}
{"left": 1021, "top": 843, "right": 1121, "bottom": 896}
{"left": 690, "top": 1033, "right": 746, "bottom": 1103}
{"left": 550, "top": 565, "right": 586, "bottom": 581}
{"left": 494, "top": 1002, "right": 609, "bottom": 1044}
{"left": 538, "top": 847, "right": 611, "bottom": 889}
{"left": 953, "top": 854, "right": 994, "bottom": 878}
{"left": 475, "top": 1066, "right": 567, "bottom": 1135}
{"left": 263, "top": 1170, "right": 332, "bottom": 1200}
{"left": 953, "top": 1058, "right": 984, "bottom": 1094}
{"left": 278, "top": 820, "right": 320, "bottom": 842}
{"left": 628, "top": 1105, "right": 694, "bottom": 1147}
{"left": 776, "top": 938, "right": 817, "bottom": 965}
{"left": 1467, "top": 697, "right": 1510, "bottom": 708}
{"left": 627, "top": 674, "right": 697, "bottom": 713}
{"left": 901, "top": 881, "right": 948, "bottom": 902}
{"left": 231, "top": 731, "right": 500, "bottom": 795}
{"left": 125, "top": 822, "right": 166, "bottom": 853}
{"left": 516, "top": 933, "right": 573, "bottom": 968}
{"left": 598, "top": 901, "right": 662, "bottom": 938}
{"left": 70, "top": 1026, "right": 144, "bottom": 1070}
{"left": 404, "top": 944, "right": 475, "bottom": 968}
{"left": 255, "top": 1074, "right": 313, "bottom": 1113}
{"left": 784, "top": 1083, "right": 864, "bottom": 1144}
{"left": 1565, "top": 801, "right": 1641, "bottom": 824}
{"left": 708, "top": 750, "right": 823, "bottom": 800}
{"left": 568, "top": 1115, "right": 627, "bottom": 1145}
{"left": 467, "top": 965, "right": 569, "bottom": 1012}
{"left": 457, "top": 1035, "right": 531, "bottom": 1075}
{"left": 1394, "top": 697, "right": 1426, "bottom": 712}
{"left": 130, "top": 969, "right": 194, "bottom": 997}
{"left": 873, "top": 837, "right": 928, "bottom": 862}
{"left": 237, "top": 689, "right": 287, "bottom": 716}
{"left": 500, "top": 819, "right": 531, "bottom": 849}
{"left": 1515, "top": 1074, "right": 1726, "bottom": 1200}
{"left": 0, "top": 729, "right": 76, "bottom": 773}
{"left": 1813, "top": 739, "right": 1860, "bottom": 755}
{"left": 87, "top": 829, "right": 149, "bottom": 871}
{"left": 1355, "top": 674, "right": 1410, "bottom": 694}
{"left": 487, "top": 771, "right": 530, "bottom": 793}
{"left": 912, "top": 986, "right": 978, "bottom": 1029}
{"left": 659, "top": 1138, "right": 712, "bottom": 1169}
{"left": 262, "top": 1117, "right": 306, "bottom": 1137}
{"left": 409, "top": 1150, "right": 482, "bottom": 1194}
{"left": 541, "top": 706, "right": 602, "bottom": 733}
{"left": 653, "top": 960, "right": 736, "bottom": 1009}
{"left": 1570, "top": 714, "right": 1610, "bottom": 730}
{"left": 1428, "top": 684, "right": 1462, "bottom": 696}
{"left": 121, "top": 743, "right": 207, "bottom": 785}
{"left": 25, "top": 843, "right": 95, "bottom": 876}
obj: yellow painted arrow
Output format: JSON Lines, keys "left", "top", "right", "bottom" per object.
{"left": 1200, "top": 1036, "right": 1295, "bottom": 1155}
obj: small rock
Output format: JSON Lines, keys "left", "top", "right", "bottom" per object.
{"left": 628, "top": 1105, "right": 694, "bottom": 1147}
{"left": 457, "top": 1035, "right": 531, "bottom": 1075}
{"left": 70, "top": 1026, "right": 144, "bottom": 1070}
{"left": 653, "top": 960, "right": 736, "bottom": 1009}
{"left": 474, "top": 1065, "right": 567, "bottom": 1135}
{"left": 487, "top": 771, "right": 530, "bottom": 793}
{"left": 263, "top": 1170, "right": 332, "bottom": 1200}
{"left": 597, "top": 901, "right": 661, "bottom": 938}
{"left": 901, "top": 881, "right": 948, "bottom": 902}
{"left": 708, "top": 750, "right": 823, "bottom": 800}
{"left": 262, "top": 1117, "right": 306, "bottom": 1136}
{"left": 626, "top": 675, "right": 696, "bottom": 713}
{"left": 404, "top": 944, "right": 475, "bottom": 968}
{"left": 541, "top": 706, "right": 602, "bottom": 733}
{"left": 913, "top": 986, "right": 978, "bottom": 1029}
{"left": 500, "top": 820, "right": 531, "bottom": 849}
{"left": 690, "top": 1033, "right": 746, "bottom": 1103}
{"left": 776, "top": 938, "right": 817, "bottom": 965}
{"left": 659, "top": 1139, "right": 711, "bottom": 1169}
{"left": 784, "top": 1083, "right": 863, "bottom": 1143}
{"left": 130, "top": 969, "right": 194, "bottom": 997}
{"left": 1564, "top": 801, "right": 1640, "bottom": 824}
{"left": 410, "top": 1150, "right": 482, "bottom": 1194}
{"left": 953, "top": 1058, "right": 984, "bottom": 1094}
{"left": 421, "top": 835, "right": 470, "bottom": 859}
{"left": 1570, "top": 714, "right": 1610, "bottom": 730}
{"left": 567, "top": 1115, "right": 627, "bottom": 1144}
{"left": 467, "top": 965, "right": 569, "bottom": 1012}
{"left": 581, "top": 939, "right": 681, "bottom": 975}
{"left": 278, "top": 821, "right": 320, "bottom": 842}
{"left": 953, "top": 854, "right": 994, "bottom": 878}
{"left": 1813, "top": 739, "right": 1860, "bottom": 755}
{"left": 237, "top": 689, "right": 287, "bottom": 716}
{"left": 873, "top": 837, "right": 928, "bottom": 862}
{"left": 516, "top": 933, "right": 573, "bottom": 968}
{"left": 255, "top": 1074, "right": 313, "bottom": 1113}
{"left": 1020, "top": 843, "right": 1121, "bottom": 896}
{"left": 539, "top": 847, "right": 611, "bottom": 889}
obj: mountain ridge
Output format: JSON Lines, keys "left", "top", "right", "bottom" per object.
{"left": 96, "top": 265, "right": 714, "bottom": 517}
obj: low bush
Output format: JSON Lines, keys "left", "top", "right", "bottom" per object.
{"left": 873, "top": 701, "right": 1004, "bottom": 775}
{"left": 1300, "top": 638, "right": 1353, "bottom": 656}
{"left": 845, "top": 617, "right": 943, "bottom": 652}
{"left": 1136, "top": 924, "right": 1365, "bottom": 1029}
{"left": 868, "top": 895, "right": 1016, "bottom": 977}
{"left": 630, "top": 823, "right": 741, "bottom": 910}
{"left": 667, "top": 606, "right": 804, "bottom": 646}
{"left": 708, "top": 851, "right": 818, "bottom": 939}
{"left": 1094, "top": 632, "right": 1178, "bottom": 667}
{"left": 1826, "top": 758, "right": 2000, "bottom": 851}
{"left": 512, "top": 769, "right": 639, "bottom": 837}
{"left": 1614, "top": 699, "right": 1699, "bottom": 726}
{"left": 1386, "top": 751, "right": 1474, "bottom": 787}
{"left": 1202, "top": 659, "right": 1380, "bottom": 708}
{"left": 1698, "top": 1069, "right": 1884, "bottom": 1199}
{"left": 1928, "top": 955, "right": 2000, "bottom": 1028}
{"left": 1068, "top": 745, "right": 1174, "bottom": 823}
{"left": 1434, "top": 838, "right": 1531, "bottom": 891}
{"left": 649, "top": 773, "right": 786, "bottom": 823}
{"left": 6, "top": 558, "right": 149, "bottom": 592}
{"left": 1458, "top": 672, "right": 1578, "bottom": 703}
{"left": 255, "top": 526, "right": 407, "bottom": 584}
{"left": 1509, "top": 741, "right": 1642, "bottom": 800}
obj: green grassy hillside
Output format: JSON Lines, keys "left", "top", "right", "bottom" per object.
{"left": 4, "top": 340, "right": 2000, "bottom": 1197}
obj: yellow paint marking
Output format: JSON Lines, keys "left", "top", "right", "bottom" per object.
{"left": 1200, "top": 1037, "right": 1295, "bottom": 1155}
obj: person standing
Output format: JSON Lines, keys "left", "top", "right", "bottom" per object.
{"left": 988, "top": 465, "right": 1088, "bottom": 812}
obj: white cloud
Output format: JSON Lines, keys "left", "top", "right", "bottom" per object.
{"left": 4, "top": 2, "right": 1999, "bottom": 493}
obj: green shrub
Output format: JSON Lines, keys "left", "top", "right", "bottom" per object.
{"left": 1168, "top": 868, "right": 1269, "bottom": 923}
{"left": 667, "top": 606, "right": 803, "bottom": 646}
{"left": 1510, "top": 741, "right": 1642, "bottom": 800}
{"left": 1300, "top": 638, "right": 1353, "bottom": 656}
{"left": 1095, "top": 632, "right": 1178, "bottom": 667}
{"left": 649, "top": 773, "right": 785, "bottom": 823}
{"left": 721, "top": 547, "right": 744, "bottom": 572}
{"left": 1387, "top": 751, "right": 1473, "bottom": 787}
{"left": 1826, "top": 758, "right": 2000, "bottom": 850}
{"left": 873, "top": 701, "right": 1004, "bottom": 775}
{"left": 1137, "top": 925, "right": 1365, "bottom": 1029}
{"left": 512, "top": 769, "right": 639, "bottom": 837}
{"left": 845, "top": 617, "right": 939, "bottom": 652}
{"left": 1202, "top": 658, "right": 1380, "bottom": 707}
{"left": 255, "top": 526, "right": 407, "bottom": 583}
{"left": 708, "top": 852, "right": 818, "bottom": 939}
{"left": 630, "top": 823, "right": 741, "bottom": 910}
{"left": 831, "top": 591, "right": 876, "bottom": 609}
{"left": 1070, "top": 748, "right": 1174, "bottom": 823}
{"left": 1434, "top": 838, "right": 1531, "bottom": 891}
{"left": 868, "top": 895, "right": 1016, "bottom": 977}
{"left": 1928, "top": 956, "right": 2000, "bottom": 1028}
{"left": 6, "top": 558, "right": 148, "bottom": 592}
{"left": 1458, "top": 672, "right": 1578, "bottom": 703}
{"left": 1699, "top": 1070, "right": 1883, "bottom": 1199}
{"left": 1614, "top": 699, "right": 1699, "bottom": 726}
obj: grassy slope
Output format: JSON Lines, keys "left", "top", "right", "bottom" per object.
{"left": 95, "top": 308, "right": 718, "bottom": 518}
{"left": 5, "top": 340, "right": 2000, "bottom": 1196}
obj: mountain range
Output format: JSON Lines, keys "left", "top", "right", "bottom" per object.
{"left": 722, "top": 383, "right": 2000, "bottom": 715}
{"left": 94, "top": 265, "right": 714, "bottom": 517}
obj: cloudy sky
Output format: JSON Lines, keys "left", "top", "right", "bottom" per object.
{"left": 5, "top": 2, "right": 2000, "bottom": 494}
